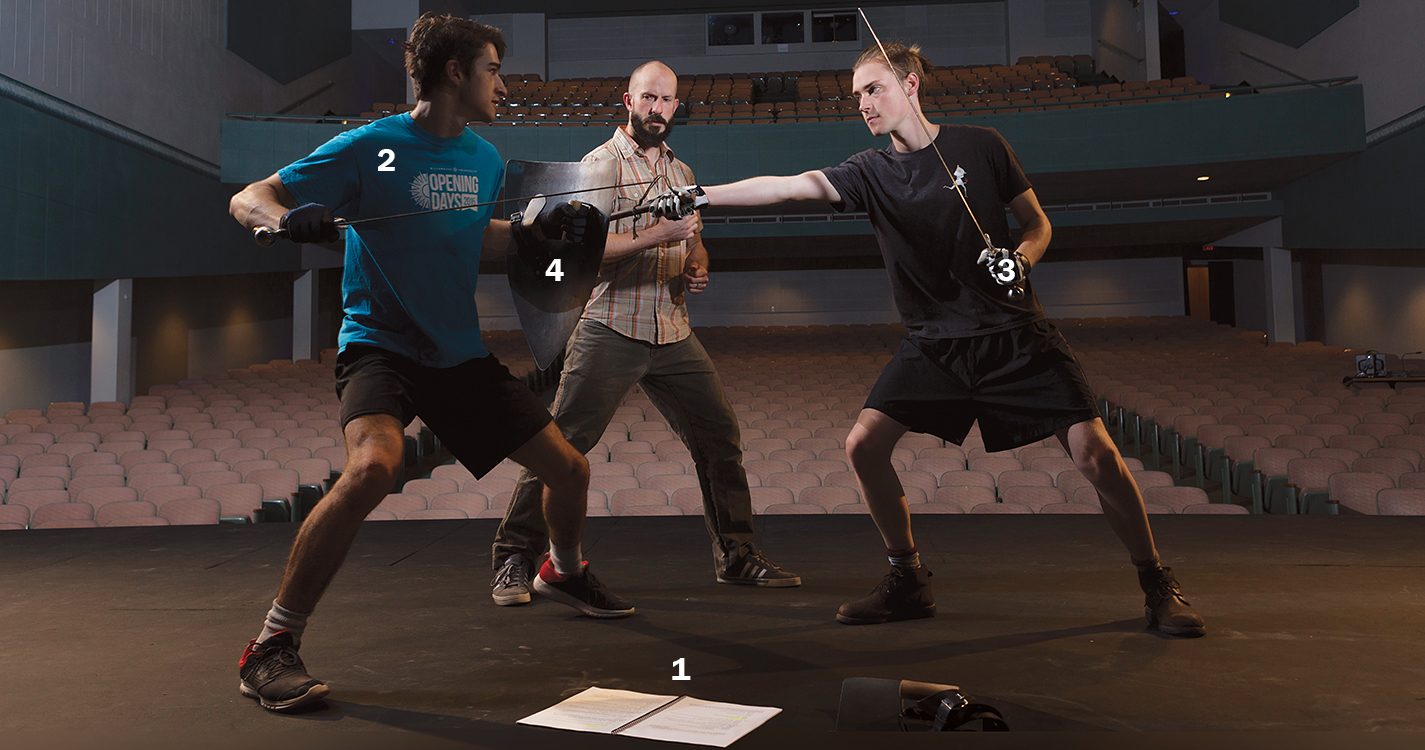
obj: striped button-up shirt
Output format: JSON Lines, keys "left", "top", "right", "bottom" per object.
{"left": 581, "top": 126, "right": 697, "bottom": 344}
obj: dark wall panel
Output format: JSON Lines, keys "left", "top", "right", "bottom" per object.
{"left": 1219, "top": 0, "right": 1358, "bottom": 49}
{"left": 1283, "top": 121, "right": 1425, "bottom": 250}
{"left": 228, "top": 0, "right": 353, "bottom": 84}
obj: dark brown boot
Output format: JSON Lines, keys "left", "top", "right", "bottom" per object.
{"left": 836, "top": 566, "right": 935, "bottom": 625}
{"left": 1140, "top": 565, "right": 1206, "bottom": 637}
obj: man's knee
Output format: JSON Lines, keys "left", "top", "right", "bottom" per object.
{"left": 337, "top": 455, "right": 402, "bottom": 499}
{"left": 846, "top": 430, "right": 892, "bottom": 469}
{"left": 1074, "top": 432, "right": 1122, "bottom": 483}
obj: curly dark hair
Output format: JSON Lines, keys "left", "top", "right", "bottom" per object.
{"left": 404, "top": 13, "right": 506, "bottom": 100}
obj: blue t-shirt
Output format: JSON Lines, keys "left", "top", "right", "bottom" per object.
{"left": 279, "top": 114, "right": 502, "bottom": 368}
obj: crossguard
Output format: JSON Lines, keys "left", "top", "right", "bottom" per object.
{"left": 253, "top": 226, "right": 286, "bottom": 246}
{"left": 649, "top": 185, "right": 708, "bottom": 221}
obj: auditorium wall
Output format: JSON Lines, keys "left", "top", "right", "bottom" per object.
{"left": 542, "top": 2, "right": 1094, "bottom": 81}
{"left": 0, "top": 0, "right": 359, "bottom": 164}
{"left": 1179, "top": 0, "right": 1424, "bottom": 130}
{"left": 1321, "top": 264, "right": 1425, "bottom": 357}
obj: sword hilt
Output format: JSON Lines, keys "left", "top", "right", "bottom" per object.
{"left": 610, "top": 204, "right": 655, "bottom": 221}
{"left": 252, "top": 220, "right": 349, "bottom": 246}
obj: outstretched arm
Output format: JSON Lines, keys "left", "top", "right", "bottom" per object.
{"left": 230, "top": 173, "right": 296, "bottom": 232}
{"left": 702, "top": 170, "right": 842, "bottom": 207}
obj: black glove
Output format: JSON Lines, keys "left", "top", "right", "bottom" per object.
{"left": 977, "top": 247, "right": 1030, "bottom": 288}
{"left": 538, "top": 200, "right": 604, "bottom": 247}
{"left": 649, "top": 185, "right": 708, "bottom": 221}
{"left": 279, "top": 203, "right": 339, "bottom": 244}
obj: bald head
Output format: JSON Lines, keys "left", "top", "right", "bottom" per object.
{"left": 624, "top": 61, "right": 679, "bottom": 149}
{"left": 629, "top": 61, "right": 677, "bottom": 94}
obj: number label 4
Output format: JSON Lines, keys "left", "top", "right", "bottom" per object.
{"left": 545, "top": 258, "right": 564, "bottom": 281}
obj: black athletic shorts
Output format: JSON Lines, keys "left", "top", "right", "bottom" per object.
{"left": 865, "top": 319, "right": 1101, "bottom": 453}
{"left": 334, "top": 345, "right": 552, "bottom": 479}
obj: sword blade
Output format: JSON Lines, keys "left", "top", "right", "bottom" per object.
{"left": 857, "top": 7, "right": 995, "bottom": 252}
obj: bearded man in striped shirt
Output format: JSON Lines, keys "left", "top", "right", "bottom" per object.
{"left": 490, "top": 61, "right": 800, "bottom": 603}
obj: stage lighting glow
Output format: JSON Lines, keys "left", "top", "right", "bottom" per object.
{"left": 1197, "top": 175, "right": 1210, "bottom": 181}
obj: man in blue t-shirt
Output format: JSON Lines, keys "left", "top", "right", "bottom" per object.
{"left": 648, "top": 43, "right": 1205, "bottom": 639}
{"left": 228, "top": 14, "right": 632, "bottom": 713}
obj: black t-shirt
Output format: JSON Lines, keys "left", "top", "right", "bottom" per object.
{"left": 821, "top": 124, "right": 1043, "bottom": 339}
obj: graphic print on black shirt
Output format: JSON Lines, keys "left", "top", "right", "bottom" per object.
{"left": 820, "top": 124, "right": 1044, "bottom": 340}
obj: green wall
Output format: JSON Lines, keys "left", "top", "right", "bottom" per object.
{"left": 0, "top": 96, "right": 299, "bottom": 281}
{"left": 0, "top": 85, "right": 1365, "bottom": 283}
{"left": 224, "top": 85, "right": 1366, "bottom": 186}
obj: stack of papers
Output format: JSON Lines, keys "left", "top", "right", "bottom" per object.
{"left": 517, "top": 686, "right": 782, "bottom": 747}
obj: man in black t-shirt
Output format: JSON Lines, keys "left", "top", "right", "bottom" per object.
{"left": 655, "top": 43, "right": 1205, "bottom": 637}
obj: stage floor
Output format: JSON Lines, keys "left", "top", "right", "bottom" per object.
{"left": 2, "top": 515, "right": 1423, "bottom": 749}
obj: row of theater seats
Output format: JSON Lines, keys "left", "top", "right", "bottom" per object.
{"left": 12, "top": 318, "right": 1420, "bottom": 529}
{"left": 357, "top": 55, "right": 1226, "bottom": 126}
{"left": 1074, "top": 318, "right": 1425, "bottom": 515}
{"left": 0, "top": 358, "right": 347, "bottom": 530}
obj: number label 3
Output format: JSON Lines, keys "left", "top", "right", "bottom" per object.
{"left": 377, "top": 149, "right": 396, "bottom": 172}
{"left": 545, "top": 258, "right": 564, "bottom": 281}
{"left": 672, "top": 657, "right": 690, "bottom": 681}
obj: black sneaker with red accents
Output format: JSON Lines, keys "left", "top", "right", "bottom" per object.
{"left": 531, "top": 559, "right": 634, "bottom": 618}
{"left": 238, "top": 631, "right": 330, "bottom": 711}
{"left": 1140, "top": 565, "right": 1206, "bottom": 637}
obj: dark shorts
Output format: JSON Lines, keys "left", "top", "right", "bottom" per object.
{"left": 865, "top": 319, "right": 1101, "bottom": 453}
{"left": 335, "top": 345, "right": 552, "bottom": 479}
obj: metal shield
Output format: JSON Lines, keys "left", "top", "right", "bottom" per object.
{"left": 503, "top": 160, "right": 617, "bottom": 370}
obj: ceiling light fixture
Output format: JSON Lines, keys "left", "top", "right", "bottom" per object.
{"left": 1197, "top": 175, "right": 1210, "bottom": 181}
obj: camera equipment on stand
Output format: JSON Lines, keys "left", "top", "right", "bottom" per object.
{"left": 1355, "top": 351, "right": 1386, "bottom": 378}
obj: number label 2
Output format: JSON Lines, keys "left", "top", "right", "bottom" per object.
{"left": 377, "top": 149, "right": 396, "bottom": 172}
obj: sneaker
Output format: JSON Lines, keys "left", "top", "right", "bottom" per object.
{"left": 491, "top": 554, "right": 533, "bottom": 606}
{"left": 238, "top": 631, "right": 330, "bottom": 712}
{"left": 1140, "top": 565, "right": 1206, "bottom": 637}
{"left": 717, "top": 551, "right": 802, "bottom": 588}
{"left": 532, "top": 559, "right": 635, "bottom": 618}
{"left": 836, "top": 566, "right": 935, "bottom": 625}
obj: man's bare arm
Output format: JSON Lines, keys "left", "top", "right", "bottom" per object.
{"left": 230, "top": 173, "right": 296, "bottom": 231}
{"left": 1008, "top": 188, "right": 1052, "bottom": 267}
{"left": 702, "top": 170, "right": 841, "bottom": 207}
{"left": 602, "top": 214, "right": 701, "bottom": 263}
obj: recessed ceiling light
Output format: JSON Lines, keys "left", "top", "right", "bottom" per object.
{"left": 1197, "top": 175, "right": 1210, "bottom": 181}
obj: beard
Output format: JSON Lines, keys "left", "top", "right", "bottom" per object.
{"left": 628, "top": 110, "right": 675, "bottom": 149}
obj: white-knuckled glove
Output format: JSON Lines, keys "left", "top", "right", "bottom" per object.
{"left": 649, "top": 185, "right": 708, "bottom": 221}
{"left": 977, "top": 247, "right": 1030, "bottom": 288}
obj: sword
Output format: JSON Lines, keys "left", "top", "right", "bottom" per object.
{"left": 251, "top": 179, "right": 666, "bottom": 246}
{"left": 856, "top": 7, "right": 1025, "bottom": 300}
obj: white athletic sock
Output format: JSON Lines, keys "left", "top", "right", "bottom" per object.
{"left": 550, "top": 544, "right": 584, "bottom": 577}
{"left": 887, "top": 546, "right": 921, "bottom": 569}
{"left": 257, "top": 600, "right": 312, "bottom": 646}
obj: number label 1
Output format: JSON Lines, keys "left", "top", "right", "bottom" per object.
{"left": 377, "top": 149, "right": 396, "bottom": 172}
{"left": 672, "top": 657, "right": 690, "bottom": 681}
{"left": 545, "top": 258, "right": 564, "bottom": 281}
